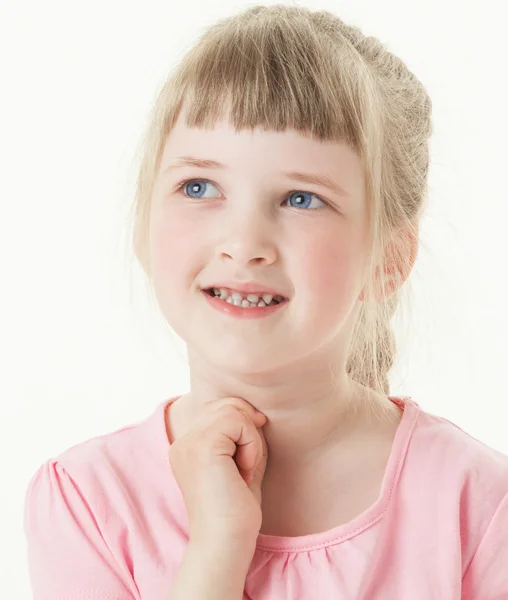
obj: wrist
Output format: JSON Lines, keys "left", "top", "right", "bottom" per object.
{"left": 190, "top": 524, "right": 259, "bottom": 550}
{"left": 170, "top": 540, "right": 255, "bottom": 600}
{"left": 185, "top": 539, "right": 255, "bottom": 596}
{"left": 189, "top": 530, "right": 258, "bottom": 562}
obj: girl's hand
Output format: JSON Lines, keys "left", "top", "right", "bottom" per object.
{"left": 168, "top": 396, "right": 269, "bottom": 544}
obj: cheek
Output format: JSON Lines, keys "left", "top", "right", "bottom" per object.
{"left": 149, "top": 208, "right": 202, "bottom": 280}
{"left": 148, "top": 210, "right": 205, "bottom": 337}
{"left": 299, "top": 228, "right": 364, "bottom": 298}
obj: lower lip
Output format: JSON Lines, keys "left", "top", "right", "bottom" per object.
{"left": 202, "top": 291, "right": 288, "bottom": 319}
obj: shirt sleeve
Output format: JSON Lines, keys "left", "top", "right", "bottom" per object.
{"left": 23, "top": 459, "right": 136, "bottom": 600}
{"left": 461, "top": 490, "right": 508, "bottom": 599}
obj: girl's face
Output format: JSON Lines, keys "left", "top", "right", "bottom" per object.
{"left": 148, "top": 113, "right": 370, "bottom": 375}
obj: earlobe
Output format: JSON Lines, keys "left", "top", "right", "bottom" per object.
{"left": 358, "top": 227, "right": 418, "bottom": 303}
{"left": 358, "top": 268, "right": 398, "bottom": 303}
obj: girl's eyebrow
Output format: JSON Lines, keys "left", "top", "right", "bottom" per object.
{"left": 164, "top": 155, "right": 351, "bottom": 199}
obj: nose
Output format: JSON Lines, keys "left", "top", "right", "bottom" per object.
{"left": 214, "top": 214, "right": 277, "bottom": 267}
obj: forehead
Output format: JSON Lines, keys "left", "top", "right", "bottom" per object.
{"left": 160, "top": 114, "right": 365, "bottom": 197}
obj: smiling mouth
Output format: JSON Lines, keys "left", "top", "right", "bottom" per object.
{"left": 203, "top": 287, "right": 287, "bottom": 307}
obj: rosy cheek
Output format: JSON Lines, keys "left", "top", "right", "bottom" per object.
{"left": 302, "top": 233, "right": 360, "bottom": 298}
{"left": 302, "top": 237, "right": 340, "bottom": 290}
{"left": 150, "top": 207, "right": 198, "bottom": 263}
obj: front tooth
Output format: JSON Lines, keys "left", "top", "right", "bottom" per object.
{"left": 231, "top": 292, "right": 243, "bottom": 306}
{"left": 216, "top": 288, "right": 279, "bottom": 307}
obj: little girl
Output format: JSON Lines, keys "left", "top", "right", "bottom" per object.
{"left": 23, "top": 4, "right": 508, "bottom": 599}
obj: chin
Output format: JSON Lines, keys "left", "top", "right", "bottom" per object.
{"left": 216, "top": 355, "right": 274, "bottom": 376}
{"left": 203, "top": 346, "right": 286, "bottom": 376}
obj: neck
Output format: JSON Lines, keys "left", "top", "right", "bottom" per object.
{"left": 174, "top": 350, "right": 398, "bottom": 468}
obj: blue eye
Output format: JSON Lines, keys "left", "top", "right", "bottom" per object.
{"left": 179, "top": 180, "right": 218, "bottom": 198}
{"left": 284, "top": 191, "right": 326, "bottom": 210}
{"left": 175, "top": 179, "right": 328, "bottom": 210}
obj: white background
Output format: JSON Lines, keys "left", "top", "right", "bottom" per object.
{"left": 1, "top": 0, "right": 507, "bottom": 596}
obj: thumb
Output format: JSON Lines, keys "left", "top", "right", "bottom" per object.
{"left": 249, "top": 425, "right": 268, "bottom": 502}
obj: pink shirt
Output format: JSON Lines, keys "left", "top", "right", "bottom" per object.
{"left": 23, "top": 396, "right": 508, "bottom": 599}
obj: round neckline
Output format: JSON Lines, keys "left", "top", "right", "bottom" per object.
{"left": 153, "top": 394, "right": 420, "bottom": 553}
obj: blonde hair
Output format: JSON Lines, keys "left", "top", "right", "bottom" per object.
{"left": 130, "top": 4, "right": 432, "bottom": 399}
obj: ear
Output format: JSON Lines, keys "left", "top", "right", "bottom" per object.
{"left": 359, "top": 226, "right": 418, "bottom": 302}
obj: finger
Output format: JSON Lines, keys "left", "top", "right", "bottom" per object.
{"left": 211, "top": 408, "right": 262, "bottom": 462}
{"left": 214, "top": 397, "right": 267, "bottom": 424}
{"left": 233, "top": 421, "right": 263, "bottom": 474}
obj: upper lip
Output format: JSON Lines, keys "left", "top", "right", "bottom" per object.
{"left": 201, "top": 282, "right": 289, "bottom": 299}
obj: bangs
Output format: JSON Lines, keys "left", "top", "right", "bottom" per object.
{"left": 164, "top": 10, "right": 376, "bottom": 153}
